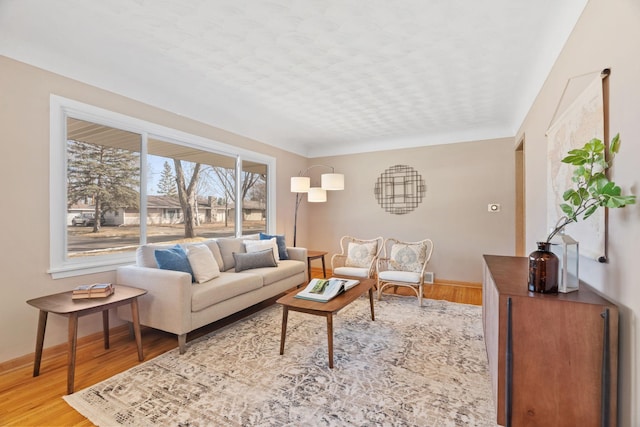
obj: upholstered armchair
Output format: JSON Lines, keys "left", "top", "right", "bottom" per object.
{"left": 377, "top": 238, "right": 434, "bottom": 306}
{"left": 331, "top": 236, "right": 384, "bottom": 279}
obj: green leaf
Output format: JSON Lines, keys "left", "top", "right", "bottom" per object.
{"left": 590, "top": 138, "right": 605, "bottom": 153}
{"left": 582, "top": 205, "right": 598, "bottom": 220}
{"left": 560, "top": 203, "right": 574, "bottom": 216}
{"left": 561, "top": 154, "right": 588, "bottom": 165}
{"left": 578, "top": 187, "right": 589, "bottom": 200}
{"left": 562, "top": 189, "right": 576, "bottom": 201}
{"left": 610, "top": 133, "right": 620, "bottom": 154}
{"left": 600, "top": 181, "right": 618, "bottom": 196}
{"left": 570, "top": 191, "right": 582, "bottom": 206}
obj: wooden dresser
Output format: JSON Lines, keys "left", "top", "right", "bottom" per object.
{"left": 482, "top": 255, "right": 618, "bottom": 427}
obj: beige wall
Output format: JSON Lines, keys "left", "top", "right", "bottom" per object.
{"left": 517, "top": 0, "right": 640, "bottom": 424}
{"left": 297, "top": 139, "right": 516, "bottom": 283}
{"left": 0, "top": 56, "right": 307, "bottom": 362}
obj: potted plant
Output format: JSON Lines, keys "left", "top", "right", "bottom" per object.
{"left": 529, "top": 133, "right": 636, "bottom": 293}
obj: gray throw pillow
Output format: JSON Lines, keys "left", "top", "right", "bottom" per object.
{"left": 233, "top": 249, "right": 277, "bottom": 272}
{"left": 217, "top": 238, "right": 246, "bottom": 271}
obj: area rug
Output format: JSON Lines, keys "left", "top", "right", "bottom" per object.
{"left": 64, "top": 296, "right": 496, "bottom": 426}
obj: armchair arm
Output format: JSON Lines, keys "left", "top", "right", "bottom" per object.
{"left": 116, "top": 265, "right": 192, "bottom": 335}
{"left": 376, "top": 257, "right": 391, "bottom": 274}
{"left": 331, "top": 254, "right": 347, "bottom": 269}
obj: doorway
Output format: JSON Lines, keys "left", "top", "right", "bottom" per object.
{"left": 515, "top": 138, "right": 525, "bottom": 256}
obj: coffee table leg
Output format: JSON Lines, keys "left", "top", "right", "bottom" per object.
{"left": 130, "top": 298, "right": 144, "bottom": 361}
{"left": 326, "top": 313, "right": 334, "bottom": 368}
{"left": 102, "top": 310, "right": 110, "bottom": 349}
{"left": 369, "top": 288, "right": 375, "bottom": 321}
{"left": 67, "top": 313, "right": 79, "bottom": 394}
{"left": 33, "top": 310, "right": 48, "bottom": 377}
{"left": 279, "top": 306, "right": 289, "bottom": 355}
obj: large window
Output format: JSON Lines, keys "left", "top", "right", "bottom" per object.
{"left": 51, "top": 96, "right": 275, "bottom": 278}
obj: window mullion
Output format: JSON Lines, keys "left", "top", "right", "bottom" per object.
{"left": 235, "top": 156, "right": 242, "bottom": 236}
{"left": 140, "top": 133, "right": 148, "bottom": 244}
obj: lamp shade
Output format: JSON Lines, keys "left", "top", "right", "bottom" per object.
{"left": 291, "top": 176, "right": 310, "bottom": 193}
{"left": 321, "top": 173, "right": 344, "bottom": 190}
{"left": 307, "top": 187, "right": 327, "bottom": 202}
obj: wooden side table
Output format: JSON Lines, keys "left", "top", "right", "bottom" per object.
{"left": 306, "top": 250, "right": 328, "bottom": 281}
{"left": 26, "top": 284, "right": 147, "bottom": 394}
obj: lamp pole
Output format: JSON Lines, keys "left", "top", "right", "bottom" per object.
{"left": 293, "top": 192, "right": 302, "bottom": 247}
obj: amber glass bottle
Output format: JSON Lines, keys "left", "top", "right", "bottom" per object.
{"left": 528, "top": 242, "right": 559, "bottom": 293}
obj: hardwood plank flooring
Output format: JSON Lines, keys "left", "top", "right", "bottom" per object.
{"left": 0, "top": 268, "right": 482, "bottom": 426}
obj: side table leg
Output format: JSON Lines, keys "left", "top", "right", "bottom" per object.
{"left": 33, "top": 310, "right": 48, "bottom": 377}
{"left": 327, "top": 313, "right": 334, "bottom": 368}
{"left": 67, "top": 313, "right": 79, "bottom": 395}
{"left": 130, "top": 298, "right": 144, "bottom": 361}
{"left": 102, "top": 310, "right": 110, "bottom": 349}
{"left": 279, "top": 306, "right": 289, "bottom": 355}
{"left": 307, "top": 258, "right": 312, "bottom": 281}
{"left": 321, "top": 255, "right": 326, "bottom": 278}
{"left": 369, "top": 288, "right": 375, "bottom": 321}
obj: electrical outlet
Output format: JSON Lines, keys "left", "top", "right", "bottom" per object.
{"left": 488, "top": 203, "right": 500, "bottom": 212}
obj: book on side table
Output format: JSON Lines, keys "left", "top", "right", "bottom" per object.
{"left": 295, "top": 277, "right": 360, "bottom": 302}
{"left": 72, "top": 283, "right": 114, "bottom": 299}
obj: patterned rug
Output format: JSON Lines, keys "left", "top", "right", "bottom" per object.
{"left": 64, "top": 296, "right": 496, "bottom": 426}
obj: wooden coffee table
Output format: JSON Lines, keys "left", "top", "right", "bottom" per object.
{"left": 277, "top": 277, "right": 375, "bottom": 368}
{"left": 26, "top": 284, "right": 147, "bottom": 394}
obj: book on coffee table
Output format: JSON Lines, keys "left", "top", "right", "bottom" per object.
{"left": 295, "top": 277, "right": 359, "bottom": 302}
{"left": 72, "top": 283, "right": 114, "bottom": 299}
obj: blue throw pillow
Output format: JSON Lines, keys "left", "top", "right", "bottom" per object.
{"left": 260, "top": 233, "right": 289, "bottom": 260}
{"left": 154, "top": 244, "right": 194, "bottom": 282}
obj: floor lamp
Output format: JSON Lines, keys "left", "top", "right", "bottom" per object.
{"left": 291, "top": 165, "right": 344, "bottom": 247}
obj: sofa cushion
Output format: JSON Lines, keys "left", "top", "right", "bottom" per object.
{"left": 187, "top": 244, "right": 220, "bottom": 283}
{"left": 136, "top": 243, "right": 175, "bottom": 268}
{"left": 259, "top": 259, "right": 306, "bottom": 286}
{"left": 233, "top": 249, "right": 277, "bottom": 272}
{"left": 333, "top": 266, "right": 370, "bottom": 278}
{"left": 378, "top": 270, "right": 422, "bottom": 284}
{"left": 244, "top": 238, "right": 279, "bottom": 261}
{"left": 203, "top": 240, "right": 224, "bottom": 271}
{"left": 216, "top": 238, "right": 246, "bottom": 271}
{"left": 345, "top": 241, "right": 377, "bottom": 268}
{"left": 191, "top": 273, "right": 263, "bottom": 311}
{"left": 260, "top": 233, "right": 289, "bottom": 260}
{"left": 154, "top": 245, "right": 194, "bottom": 281}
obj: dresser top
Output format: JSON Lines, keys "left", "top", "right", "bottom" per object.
{"left": 483, "top": 254, "right": 617, "bottom": 307}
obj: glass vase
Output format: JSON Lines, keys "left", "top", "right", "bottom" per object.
{"left": 528, "top": 242, "right": 559, "bottom": 293}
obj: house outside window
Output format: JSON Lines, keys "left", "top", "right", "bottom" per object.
{"left": 50, "top": 96, "right": 275, "bottom": 278}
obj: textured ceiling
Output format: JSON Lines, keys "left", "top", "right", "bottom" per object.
{"left": 0, "top": 0, "right": 587, "bottom": 157}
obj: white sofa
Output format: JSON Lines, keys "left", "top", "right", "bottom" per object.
{"left": 116, "top": 236, "right": 307, "bottom": 353}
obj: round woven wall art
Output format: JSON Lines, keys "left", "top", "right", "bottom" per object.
{"left": 374, "top": 164, "right": 426, "bottom": 215}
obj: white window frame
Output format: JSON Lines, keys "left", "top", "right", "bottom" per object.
{"left": 49, "top": 95, "right": 276, "bottom": 279}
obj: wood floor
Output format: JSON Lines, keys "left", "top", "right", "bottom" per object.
{"left": 0, "top": 269, "right": 482, "bottom": 426}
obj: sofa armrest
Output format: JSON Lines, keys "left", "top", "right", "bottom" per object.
{"left": 116, "top": 265, "right": 192, "bottom": 335}
{"left": 286, "top": 246, "right": 307, "bottom": 262}
{"left": 286, "top": 246, "right": 308, "bottom": 281}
